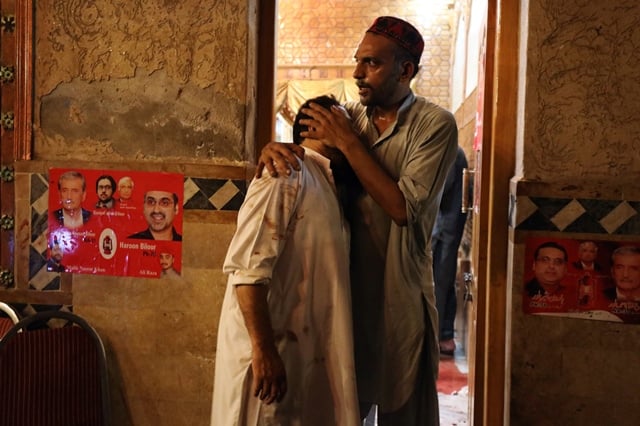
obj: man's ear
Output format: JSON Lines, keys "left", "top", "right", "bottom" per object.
{"left": 399, "top": 61, "right": 415, "bottom": 82}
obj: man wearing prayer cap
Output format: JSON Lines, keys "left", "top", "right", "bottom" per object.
{"left": 257, "top": 16, "right": 458, "bottom": 426}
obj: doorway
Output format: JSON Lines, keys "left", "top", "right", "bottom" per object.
{"left": 265, "top": 1, "right": 493, "bottom": 424}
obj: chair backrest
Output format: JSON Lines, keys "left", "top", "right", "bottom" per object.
{"left": 0, "top": 310, "right": 111, "bottom": 426}
{"left": 0, "top": 302, "right": 20, "bottom": 340}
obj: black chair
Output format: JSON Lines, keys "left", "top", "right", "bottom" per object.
{"left": 0, "top": 310, "right": 111, "bottom": 426}
{"left": 0, "top": 301, "right": 20, "bottom": 340}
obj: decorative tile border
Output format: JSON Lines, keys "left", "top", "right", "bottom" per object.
{"left": 512, "top": 195, "right": 640, "bottom": 234}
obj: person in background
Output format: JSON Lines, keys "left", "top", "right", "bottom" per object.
{"left": 128, "top": 190, "right": 182, "bottom": 241}
{"left": 432, "top": 146, "right": 468, "bottom": 357}
{"left": 256, "top": 16, "right": 458, "bottom": 426}
{"left": 52, "top": 170, "right": 92, "bottom": 229}
{"left": 212, "top": 95, "right": 359, "bottom": 425}
{"left": 95, "top": 175, "right": 117, "bottom": 209}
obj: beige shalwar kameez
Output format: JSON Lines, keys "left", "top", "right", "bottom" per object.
{"left": 346, "top": 92, "right": 458, "bottom": 426}
{"left": 211, "top": 148, "right": 359, "bottom": 426}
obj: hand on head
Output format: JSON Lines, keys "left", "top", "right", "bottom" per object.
{"left": 299, "top": 103, "right": 353, "bottom": 150}
{"left": 256, "top": 103, "right": 356, "bottom": 179}
{"left": 255, "top": 142, "right": 305, "bottom": 178}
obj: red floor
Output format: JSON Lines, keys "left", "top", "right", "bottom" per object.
{"left": 437, "top": 356, "right": 468, "bottom": 394}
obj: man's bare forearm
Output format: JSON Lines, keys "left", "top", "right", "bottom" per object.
{"left": 236, "top": 284, "right": 276, "bottom": 350}
{"left": 339, "top": 133, "right": 408, "bottom": 226}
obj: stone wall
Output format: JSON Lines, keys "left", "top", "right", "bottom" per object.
{"left": 521, "top": 0, "right": 640, "bottom": 182}
{"left": 7, "top": 1, "right": 253, "bottom": 425}
{"left": 509, "top": 1, "right": 640, "bottom": 424}
{"left": 34, "top": 0, "right": 249, "bottom": 164}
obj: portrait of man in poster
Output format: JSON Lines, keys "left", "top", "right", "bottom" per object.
{"left": 52, "top": 170, "right": 92, "bottom": 230}
{"left": 128, "top": 190, "right": 183, "bottom": 241}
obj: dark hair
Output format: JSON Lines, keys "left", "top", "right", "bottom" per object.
{"left": 292, "top": 95, "right": 340, "bottom": 145}
{"left": 534, "top": 241, "right": 568, "bottom": 261}
{"left": 144, "top": 191, "right": 179, "bottom": 206}
{"left": 95, "top": 175, "right": 117, "bottom": 192}
{"left": 394, "top": 47, "right": 421, "bottom": 79}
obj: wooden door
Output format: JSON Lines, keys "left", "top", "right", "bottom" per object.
{"left": 466, "top": 0, "right": 519, "bottom": 424}
{"left": 0, "top": 0, "right": 34, "bottom": 297}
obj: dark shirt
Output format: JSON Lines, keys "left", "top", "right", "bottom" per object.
{"left": 526, "top": 278, "right": 565, "bottom": 297}
{"left": 128, "top": 227, "right": 182, "bottom": 241}
{"left": 95, "top": 199, "right": 116, "bottom": 209}
{"left": 53, "top": 208, "right": 92, "bottom": 226}
{"left": 571, "top": 261, "right": 602, "bottom": 271}
{"left": 432, "top": 147, "right": 468, "bottom": 243}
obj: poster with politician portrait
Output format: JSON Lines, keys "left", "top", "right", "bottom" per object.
{"left": 523, "top": 236, "right": 640, "bottom": 324}
{"left": 47, "top": 168, "right": 183, "bottom": 278}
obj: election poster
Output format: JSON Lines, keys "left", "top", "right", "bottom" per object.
{"left": 523, "top": 236, "right": 640, "bottom": 324}
{"left": 47, "top": 168, "right": 183, "bottom": 279}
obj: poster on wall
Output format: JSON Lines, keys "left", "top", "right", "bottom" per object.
{"left": 523, "top": 237, "right": 640, "bottom": 324}
{"left": 47, "top": 168, "right": 184, "bottom": 279}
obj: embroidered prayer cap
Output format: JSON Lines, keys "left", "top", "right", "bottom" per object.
{"left": 366, "top": 16, "right": 424, "bottom": 63}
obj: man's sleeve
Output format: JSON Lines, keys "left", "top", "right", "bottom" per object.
{"left": 399, "top": 108, "right": 458, "bottom": 224}
{"left": 223, "top": 170, "right": 302, "bottom": 286}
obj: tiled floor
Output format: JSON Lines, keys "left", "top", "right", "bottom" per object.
{"left": 437, "top": 342, "right": 469, "bottom": 425}
{"left": 363, "top": 342, "right": 469, "bottom": 426}
{"left": 362, "top": 341, "right": 469, "bottom": 425}
{"left": 438, "top": 387, "right": 469, "bottom": 426}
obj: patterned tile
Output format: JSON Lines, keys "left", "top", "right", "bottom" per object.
{"left": 563, "top": 212, "right": 607, "bottom": 234}
{"left": 219, "top": 182, "right": 246, "bottom": 211}
{"left": 190, "top": 177, "right": 229, "bottom": 198}
{"left": 520, "top": 210, "right": 557, "bottom": 231}
{"left": 600, "top": 201, "right": 638, "bottom": 234}
{"left": 550, "top": 199, "right": 586, "bottom": 231}
{"left": 31, "top": 188, "right": 49, "bottom": 216}
{"left": 514, "top": 195, "right": 539, "bottom": 228}
{"left": 30, "top": 173, "right": 48, "bottom": 204}
{"left": 31, "top": 207, "right": 49, "bottom": 244}
{"left": 28, "top": 246, "right": 47, "bottom": 280}
{"left": 183, "top": 190, "right": 216, "bottom": 210}
{"left": 514, "top": 196, "right": 640, "bottom": 234}
{"left": 29, "top": 270, "right": 61, "bottom": 291}
{"left": 615, "top": 212, "right": 640, "bottom": 235}
{"left": 210, "top": 180, "right": 241, "bottom": 209}
{"left": 183, "top": 178, "right": 202, "bottom": 206}
{"left": 183, "top": 177, "right": 247, "bottom": 210}
{"left": 532, "top": 197, "right": 574, "bottom": 220}
{"left": 576, "top": 199, "right": 623, "bottom": 221}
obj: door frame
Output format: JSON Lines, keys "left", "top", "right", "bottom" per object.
{"left": 471, "top": 0, "right": 519, "bottom": 424}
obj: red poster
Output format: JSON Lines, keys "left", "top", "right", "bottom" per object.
{"left": 47, "top": 168, "right": 183, "bottom": 279}
{"left": 523, "top": 237, "right": 640, "bottom": 324}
